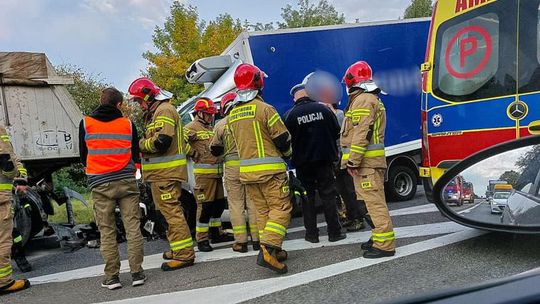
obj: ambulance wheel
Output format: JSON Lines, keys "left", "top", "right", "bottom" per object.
{"left": 386, "top": 165, "right": 417, "bottom": 202}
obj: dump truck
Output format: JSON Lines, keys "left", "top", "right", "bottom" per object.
{"left": 0, "top": 52, "right": 88, "bottom": 245}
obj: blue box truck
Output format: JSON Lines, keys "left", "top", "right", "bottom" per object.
{"left": 182, "top": 18, "right": 430, "bottom": 202}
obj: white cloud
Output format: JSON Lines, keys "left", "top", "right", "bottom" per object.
{"left": 330, "top": 0, "right": 411, "bottom": 22}
{"left": 83, "top": 0, "right": 174, "bottom": 29}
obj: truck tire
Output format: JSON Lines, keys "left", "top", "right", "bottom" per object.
{"left": 386, "top": 165, "right": 417, "bottom": 202}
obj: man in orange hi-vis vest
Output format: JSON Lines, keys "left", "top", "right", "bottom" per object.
{"left": 80, "top": 88, "right": 145, "bottom": 290}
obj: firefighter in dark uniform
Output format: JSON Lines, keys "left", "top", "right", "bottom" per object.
{"left": 284, "top": 74, "right": 346, "bottom": 244}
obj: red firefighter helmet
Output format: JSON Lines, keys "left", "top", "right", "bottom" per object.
{"left": 194, "top": 97, "right": 218, "bottom": 114}
{"left": 220, "top": 92, "right": 237, "bottom": 115}
{"left": 234, "top": 63, "right": 266, "bottom": 91}
{"left": 343, "top": 61, "right": 373, "bottom": 90}
{"left": 128, "top": 77, "right": 173, "bottom": 102}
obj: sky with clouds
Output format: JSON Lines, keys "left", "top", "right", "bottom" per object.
{"left": 0, "top": 0, "right": 413, "bottom": 91}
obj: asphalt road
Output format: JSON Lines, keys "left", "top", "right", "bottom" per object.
{"left": 4, "top": 189, "right": 540, "bottom": 304}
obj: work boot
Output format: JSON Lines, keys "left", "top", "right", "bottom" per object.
{"left": 257, "top": 245, "right": 288, "bottom": 274}
{"left": 276, "top": 249, "right": 288, "bottom": 262}
{"left": 14, "top": 256, "right": 32, "bottom": 273}
{"left": 161, "top": 259, "right": 195, "bottom": 271}
{"left": 0, "top": 279, "right": 31, "bottom": 295}
{"left": 232, "top": 242, "right": 248, "bottom": 253}
{"left": 345, "top": 219, "right": 365, "bottom": 232}
{"left": 131, "top": 271, "right": 147, "bottom": 287}
{"left": 252, "top": 241, "right": 261, "bottom": 251}
{"left": 162, "top": 250, "right": 173, "bottom": 260}
{"left": 198, "top": 240, "right": 213, "bottom": 252}
{"left": 210, "top": 231, "right": 235, "bottom": 244}
{"left": 304, "top": 234, "right": 320, "bottom": 243}
{"left": 363, "top": 247, "right": 395, "bottom": 259}
{"left": 328, "top": 232, "right": 347, "bottom": 243}
{"left": 101, "top": 276, "right": 122, "bottom": 290}
{"left": 361, "top": 238, "right": 373, "bottom": 250}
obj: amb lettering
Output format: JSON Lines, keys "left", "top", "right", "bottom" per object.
{"left": 297, "top": 112, "right": 324, "bottom": 125}
{"left": 455, "top": 0, "right": 490, "bottom": 13}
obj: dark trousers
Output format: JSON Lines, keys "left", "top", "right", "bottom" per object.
{"left": 335, "top": 168, "right": 368, "bottom": 221}
{"left": 296, "top": 161, "right": 342, "bottom": 237}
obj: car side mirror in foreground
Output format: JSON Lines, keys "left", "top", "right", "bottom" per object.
{"left": 433, "top": 135, "right": 540, "bottom": 233}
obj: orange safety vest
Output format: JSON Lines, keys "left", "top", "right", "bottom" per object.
{"left": 84, "top": 116, "right": 132, "bottom": 175}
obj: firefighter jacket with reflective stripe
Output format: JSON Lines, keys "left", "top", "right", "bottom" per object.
{"left": 0, "top": 125, "right": 25, "bottom": 198}
{"left": 340, "top": 91, "right": 387, "bottom": 169}
{"left": 210, "top": 117, "right": 239, "bottom": 166}
{"left": 227, "top": 96, "right": 292, "bottom": 183}
{"left": 185, "top": 118, "right": 222, "bottom": 178}
{"left": 84, "top": 116, "right": 132, "bottom": 175}
{"left": 140, "top": 101, "right": 189, "bottom": 182}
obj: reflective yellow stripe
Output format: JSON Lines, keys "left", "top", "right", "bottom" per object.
{"left": 193, "top": 168, "right": 220, "bottom": 174}
{"left": 0, "top": 265, "right": 12, "bottom": 278}
{"left": 341, "top": 153, "right": 350, "bottom": 161}
{"left": 253, "top": 121, "right": 265, "bottom": 158}
{"left": 209, "top": 218, "right": 222, "bottom": 227}
{"left": 0, "top": 184, "right": 12, "bottom": 190}
{"left": 23, "top": 204, "right": 30, "bottom": 209}
{"left": 350, "top": 145, "right": 367, "bottom": 154}
{"left": 155, "top": 119, "right": 175, "bottom": 127}
{"left": 240, "top": 163, "right": 286, "bottom": 173}
{"left": 13, "top": 235, "right": 22, "bottom": 243}
{"left": 233, "top": 226, "right": 247, "bottom": 233}
{"left": 268, "top": 113, "right": 282, "bottom": 127}
{"left": 170, "top": 238, "right": 193, "bottom": 251}
{"left": 146, "top": 123, "right": 155, "bottom": 130}
{"left": 196, "top": 226, "right": 209, "bottom": 232}
{"left": 156, "top": 116, "right": 176, "bottom": 125}
{"left": 0, "top": 135, "right": 10, "bottom": 142}
{"left": 365, "top": 150, "right": 385, "bottom": 157}
{"left": 225, "top": 160, "right": 240, "bottom": 167}
{"left": 18, "top": 168, "right": 27, "bottom": 175}
{"left": 264, "top": 221, "right": 287, "bottom": 236}
{"left": 141, "top": 159, "right": 187, "bottom": 170}
{"left": 372, "top": 231, "right": 395, "bottom": 242}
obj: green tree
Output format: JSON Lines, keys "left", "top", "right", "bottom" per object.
{"left": 55, "top": 65, "right": 109, "bottom": 116}
{"left": 499, "top": 170, "right": 520, "bottom": 189}
{"left": 144, "top": 4, "right": 243, "bottom": 105}
{"left": 278, "top": 0, "right": 345, "bottom": 29}
{"left": 404, "top": 0, "right": 433, "bottom": 19}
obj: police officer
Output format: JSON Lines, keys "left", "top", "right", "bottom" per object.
{"left": 228, "top": 63, "right": 292, "bottom": 274}
{"left": 128, "top": 78, "right": 195, "bottom": 271}
{"left": 341, "top": 61, "right": 395, "bottom": 258}
{"left": 312, "top": 72, "right": 369, "bottom": 232}
{"left": 184, "top": 98, "right": 232, "bottom": 252}
{"left": 0, "top": 125, "right": 30, "bottom": 294}
{"left": 284, "top": 74, "right": 345, "bottom": 244}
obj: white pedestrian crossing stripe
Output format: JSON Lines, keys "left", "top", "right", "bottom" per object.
{"left": 101, "top": 229, "right": 486, "bottom": 304}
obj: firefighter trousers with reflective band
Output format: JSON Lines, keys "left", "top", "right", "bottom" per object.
{"left": 92, "top": 179, "right": 144, "bottom": 279}
{"left": 150, "top": 180, "right": 195, "bottom": 261}
{"left": 195, "top": 177, "right": 225, "bottom": 242}
{"left": 245, "top": 173, "right": 292, "bottom": 249}
{"left": 335, "top": 167, "right": 368, "bottom": 221}
{"left": 224, "top": 174, "right": 259, "bottom": 243}
{"left": 0, "top": 199, "right": 13, "bottom": 287}
{"left": 353, "top": 168, "right": 395, "bottom": 251}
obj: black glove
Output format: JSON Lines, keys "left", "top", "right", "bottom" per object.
{"left": 13, "top": 178, "right": 28, "bottom": 187}
{"left": 288, "top": 171, "right": 307, "bottom": 199}
{"left": 0, "top": 154, "right": 14, "bottom": 172}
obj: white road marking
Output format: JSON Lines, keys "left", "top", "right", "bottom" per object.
{"left": 102, "top": 229, "right": 487, "bottom": 304}
{"left": 29, "top": 221, "right": 465, "bottom": 285}
{"left": 458, "top": 202, "right": 484, "bottom": 214}
{"left": 287, "top": 203, "right": 440, "bottom": 234}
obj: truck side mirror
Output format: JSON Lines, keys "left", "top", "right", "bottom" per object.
{"left": 433, "top": 135, "right": 540, "bottom": 233}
